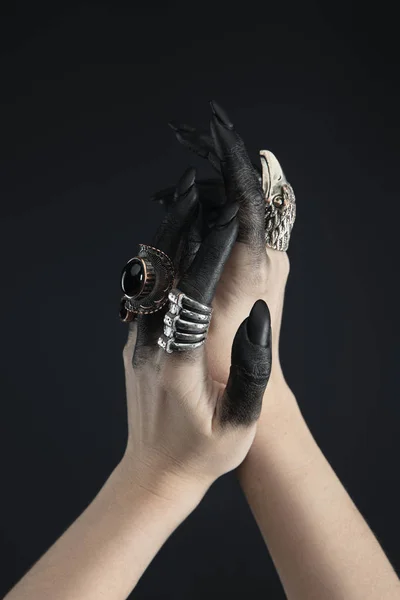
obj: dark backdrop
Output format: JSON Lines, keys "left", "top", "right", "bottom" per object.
{"left": 1, "top": 2, "right": 399, "bottom": 598}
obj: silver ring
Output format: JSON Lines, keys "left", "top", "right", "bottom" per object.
{"left": 173, "top": 331, "right": 206, "bottom": 342}
{"left": 259, "top": 150, "right": 296, "bottom": 252}
{"left": 168, "top": 289, "right": 212, "bottom": 313}
{"left": 180, "top": 307, "right": 210, "bottom": 322}
{"left": 158, "top": 288, "right": 213, "bottom": 353}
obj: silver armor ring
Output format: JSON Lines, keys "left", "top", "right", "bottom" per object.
{"left": 158, "top": 288, "right": 213, "bottom": 353}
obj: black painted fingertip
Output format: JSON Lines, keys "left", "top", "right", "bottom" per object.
{"left": 210, "top": 115, "right": 238, "bottom": 161}
{"left": 168, "top": 120, "right": 180, "bottom": 132}
{"left": 175, "top": 166, "right": 197, "bottom": 199}
{"left": 247, "top": 300, "right": 271, "bottom": 347}
{"left": 214, "top": 201, "right": 240, "bottom": 229}
{"left": 210, "top": 100, "right": 234, "bottom": 130}
{"left": 168, "top": 120, "right": 194, "bottom": 133}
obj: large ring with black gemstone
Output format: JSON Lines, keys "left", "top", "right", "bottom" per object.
{"left": 259, "top": 150, "right": 296, "bottom": 252}
{"left": 119, "top": 244, "right": 175, "bottom": 319}
{"left": 157, "top": 288, "right": 213, "bottom": 353}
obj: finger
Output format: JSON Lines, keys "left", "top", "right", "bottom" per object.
{"left": 151, "top": 178, "right": 226, "bottom": 212}
{"left": 151, "top": 178, "right": 229, "bottom": 275}
{"left": 168, "top": 121, "right": 222, "bottom": 175}
{"left": 178, "top": 200, "right": 240, "bottom": 305}
{"left": 152, "top": 166, "right": 199, "bottom": 270}
{"left": 160, "top": 201, "right": 240, "bottom": 369}
{"left": 132, "top": 168, "right": 201, "bottom": 363}
{"left": 209, "top": 100, "right": 266, "bottom": 255}
{"left": 169, "top": 120, "right": 263, "bottom": 184}
{"left": 217, "top": 299, "right": 272, "bottom": 426}
{"left": 176, "top": 199, "right": 204, "bottom": 276}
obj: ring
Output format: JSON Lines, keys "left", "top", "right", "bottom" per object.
{"left": 259, "top": 150, "right": 296, "bottom": 252}
{"left": 119, "top": 244, "right": 175, "bottom": 319}
{"left": 158, "top": 288, "right": 213, "bottom": 353}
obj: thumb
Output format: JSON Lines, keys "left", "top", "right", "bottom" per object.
{"left": 217, "top": 300, "right": 272, "bottom": 426}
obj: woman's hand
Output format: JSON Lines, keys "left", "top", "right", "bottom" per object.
{"left": 122, "top": 165, "right": 272, "bottom": 502}
{"left": 4, "top": 164, "right": 273, "bottom": 600}
{"left": 154, "top": 102, "right": 290, "bottom": 396}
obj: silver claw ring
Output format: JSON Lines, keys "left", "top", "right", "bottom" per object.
{"left": 158, "top": 288, "right": 213, "bottom": 353}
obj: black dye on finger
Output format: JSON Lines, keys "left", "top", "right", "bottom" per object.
{"left": 178, "top": 214, "right": 239, "bottom": 306}
{"left": 210, "top": 100, "right": 235, "bottom": 130}
{"left": 177, "top": 166, "right": 196, "bottom": 195}
{"left": 214, "top": 202, "right": 239, "bottom": 229}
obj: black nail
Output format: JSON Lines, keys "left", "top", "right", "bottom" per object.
{"left": 247, "top": 300, "right": 271, "bottom": 347}
{"left": 210, "top": 115, "right": 238, "bottom": 161}
{"left": 176, "top": 167, "right": 196, "bottom": 198}
{"left": 214, "top": 201, "right": 239, "bottom": 229}
{"left": 168, "top": 120, "right": 194, "bottom": 133}
{"left": 168, "top": 120, "right": 180, "bottom": 132}
{"left": 210, "top": 100, "right": 234, "bottom": 130}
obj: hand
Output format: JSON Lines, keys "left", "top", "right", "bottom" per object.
{"left": 122, "top": 166, "right": 272, "bottom": 503}
{"left": 153, "top": 102, "right": 291, "bottom": 393}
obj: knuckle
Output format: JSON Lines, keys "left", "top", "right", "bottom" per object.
{"left": 239, "top": 362, "right": 271, "bottom": 384}
{"left": 179, "top": 278, "right": 206, "bottom": 304}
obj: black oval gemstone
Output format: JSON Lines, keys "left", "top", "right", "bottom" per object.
{"left": 121, "top": 258, "right": 145, "bottom": 298}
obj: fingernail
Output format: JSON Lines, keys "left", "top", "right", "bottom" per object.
{"left": 210, "top": 100, "right": 234, "bottom": 130}
{"left": 176, "top": 166, "right": 196, "bottom": 198}
{"left": 247, "top": 300, "right": 271, "bottom": 347}
{"left": 214, "top": 201, "right": 239, "bottom": 229}
{"left": 168, "top": 121, "right": 180, "bottom": 132}
{"left": 210, "top": 115, "right": 238, "bottom": 161}
{"left": 168, "top": 121, "right": 193, "bottom": 133}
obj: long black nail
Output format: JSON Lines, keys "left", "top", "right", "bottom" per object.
{"left": 168, "top": 121, "right": 194, "bottom": 133}
{"left": 210, "top": 116, "right": 238, "bottom": 161}
{"left": 176, "top": 166, "right": 196, "bottom": 198}
{"left": 210, "top": 100, "right": 234, "bottom": 130}
{"left": 168, "top": 120, "right": 180, "bottom": 132}
{"left": 214, "top": 201, "right": 239, "bottom": 229}
{"left": 247, "top": 300, "right": 271, "bottom": 347}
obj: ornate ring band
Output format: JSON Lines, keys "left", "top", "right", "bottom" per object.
{"left": 158, "top": 288, "right": 213, "bottom": 353}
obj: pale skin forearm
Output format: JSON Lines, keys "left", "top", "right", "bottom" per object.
{"left": 237, "top": 375, "right": 400, "bottom": 600}
{"left": 4, "top": 458, "right": 203, "bottom": 600}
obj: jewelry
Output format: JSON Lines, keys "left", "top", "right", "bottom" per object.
{"left": 259, "top": 150, "right": 296, "bottom": 252}
{"left": 158, "top": 288, "right": 213, "bottom": 353}
{"left": 119, "top": 295, "right": 136, "bottom": 322}
{"left": 120, "top": 244, "right": 175, "bottom": 318}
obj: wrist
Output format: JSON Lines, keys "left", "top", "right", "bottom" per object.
{"left": 260, "top": 368, "right": 300, "bottom": 422}
{"left": 113, "top": 451, "right": 209, "bottom": 516}
{"left": 238, "top": 384, "right": 314, "bottom": 487}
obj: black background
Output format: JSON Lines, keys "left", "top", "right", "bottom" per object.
{"left": 1, "top": 1, "right": 399, "bottom": 598}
